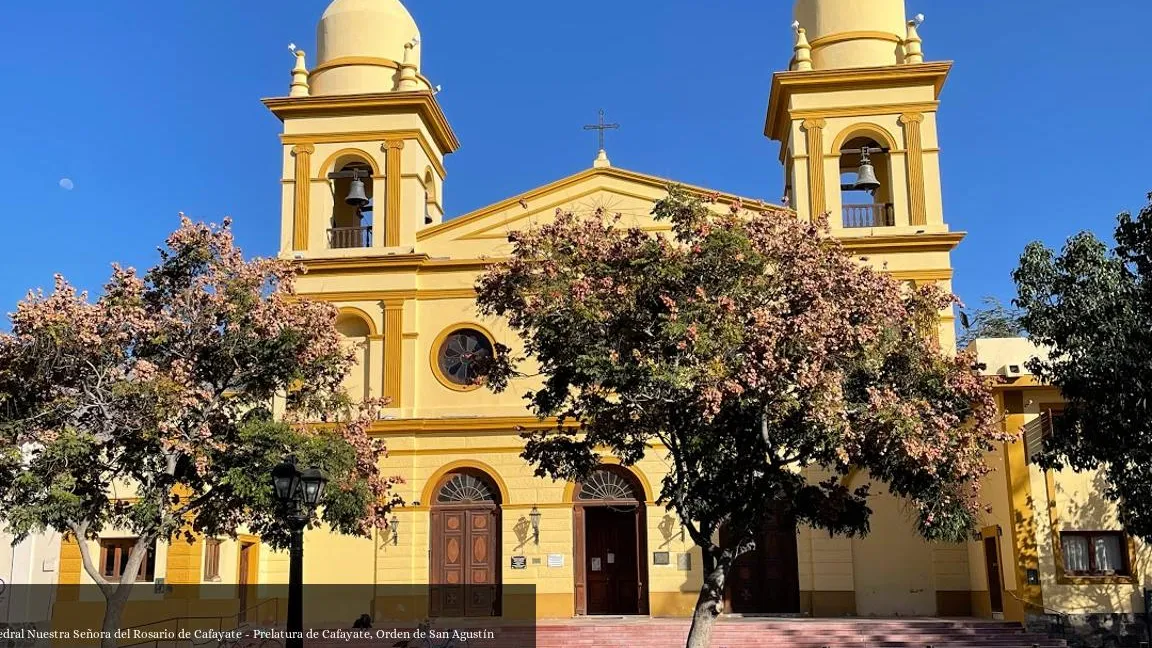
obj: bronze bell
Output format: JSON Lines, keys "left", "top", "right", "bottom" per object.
{"left": 853, "top": 150, "right": 881, "bottom": 192}
{"left": 345, "top": 178, "right": 370, "bottom": 207}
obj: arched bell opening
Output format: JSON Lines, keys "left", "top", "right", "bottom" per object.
{"left": 423, "top": 167, "right": 436, "bottom": 226}
{"left": 838, "top": 136, "right": 894, "bottom": 228}
{"left": 328, "top": 160, "right": 375, "bottom": 248}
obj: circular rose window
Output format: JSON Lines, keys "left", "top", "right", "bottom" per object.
{"left": 435, "top": 327, "right": 494, "bottom": 388}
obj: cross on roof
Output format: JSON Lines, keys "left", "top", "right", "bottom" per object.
{"left": 583, "top": 109, "right": 620, "bottom": 153}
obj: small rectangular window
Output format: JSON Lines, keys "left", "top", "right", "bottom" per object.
{"left": 204, "top": 538, "right": 222, "bottom": 581}
{"left": 1061, "top": 531, "right": 1129, "bottom": 576}
{"left": 99, "top": 538, "right": 157, "bottom": 582}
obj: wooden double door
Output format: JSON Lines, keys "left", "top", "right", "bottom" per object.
{"left": 722, "top": 514, "right": 800, "bottom": 614}
{"left": 430, "top": 505, "right": 501, "bottom": 617}
{"left": 584, "top": 507, "right": 642, "bottom": 615}
{"left": 574, "top": 505, "right": 649, "bottom": 615}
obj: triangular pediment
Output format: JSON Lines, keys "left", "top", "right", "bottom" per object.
{"left": 415, "top": 166, "right": 779, "bottom": 260}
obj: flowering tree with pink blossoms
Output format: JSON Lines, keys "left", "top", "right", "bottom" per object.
{"left": 0, "top": 217, "right": 398, "bottom": 644}
{"left": 475, "top": 188, "right": 1005, "bottom": 648}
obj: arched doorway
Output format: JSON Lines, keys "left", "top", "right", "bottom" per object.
{"left": 429, "top": 470, "right": 502, "bottom": 617}
{"left": 573, "top": 467, "right": 649, "bottom": 616}
{"left": 721, "top": 504, "right": 800, "bottom": 614}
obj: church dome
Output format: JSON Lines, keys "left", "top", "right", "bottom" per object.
{"left": 794, "top": 0, "right": 908, "bottom": 69}
{"left": 311, "top": 0, "right": 423, "bottom": 96}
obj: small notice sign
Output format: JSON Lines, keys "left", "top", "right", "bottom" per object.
{"left": 607, "top": 553, "right": 615, "bottom": 564}
{"left": 677, "top": 553, "right": 692, "bottom": 571}
{"left": 653, "top": 551, "right": 670, "bottom": 566}
{"left": 548, "top": 554, "right": 564, "bottom": 568}
{"left": 590, "top": 557, "right": 602, "bottom": 572}
{"left": 511, "top": 556, "right": 527, "bottom": 569}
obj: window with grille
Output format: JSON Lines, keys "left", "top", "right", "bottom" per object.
{"left": 577, "top": 469, "right": 640, "bottom": 502}
{"left": 1024, "top": 409, "right": 1062, "bottom": 464}
{"left": 99, "top": 538, "right": 157, "bottom": 582}
{"left": 1061, "top": 531, "right": 1129, "bottom": 576}
{"left": 437, "top": 473, "right": 498, "bottom": 504}
{"left": 203, "top": 538, "right": 222, "bottom": 581}
{"left": 436, "top": 328, "right": 494, "bottom": 387}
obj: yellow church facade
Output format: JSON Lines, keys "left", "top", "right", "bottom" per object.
{"left": 46, "top": 0, "right": 1144, "bottom": 635}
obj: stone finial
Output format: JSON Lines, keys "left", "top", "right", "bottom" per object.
{"left": 793, "top": 26, "right": 813, "bottom": 71}
{"left": 398, "top": 40, "right": 420, "bottom": 91}
{"left": 904, "top": 15, "right": 925, "bottom": 64}
{"left": 593, "top": 149, "right": 611, "bottom": 169}
{"left": 289, "top": 47, "right": 310, "bottom": 97}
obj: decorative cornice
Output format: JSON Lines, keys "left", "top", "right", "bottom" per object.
{"left": 764, "top": 62, "right": 953, "bottom": 143}
{"left": 296, "top": 288, "right": 476, "bottom": 302}
{"left": 808, "top": 30, "right": 903, "bottom": 49}
{"left": 263, "top": 91, "right": 460, "bottom": 155}
{"left": 416, "top": 165, "right": 785, "bottom": 243}
{"left": 308, "top": 56, "right": 400, "bottom": 76}
{"left": 887, "top": 269, "right": 953, "bottom": 282}
{"left": 282, "top": 129, "right": 447, "bottom": 179}
{"left": 790, "top": 101, "right": 939, "bottom": 121}
{"left": 294, "top": 236, "right": 964, "bottom": 280}
{"left": 368, "top": 416, "right": 579, "bottom": 434}
{"left": 839, "top": 232, "right": 965, "bottom": 254}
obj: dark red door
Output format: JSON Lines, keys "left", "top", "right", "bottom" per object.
{"left": 237, "top": 542, "right": 252, "bottom": 622}
{"left": 431, "top": 507, "right": 499, "bottom": 617}
{"left": 723, "top": 514, "right": 800, "bottom": 614}
{"left": 584, "top": 508, "right": 639, "bottom": 615}
{"left": 984, "top": 536, "right": 1004, "bottom": 614}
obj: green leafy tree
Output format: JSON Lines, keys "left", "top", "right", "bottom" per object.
{"left": 475, "top": 190, "right": 1004, "bottom": 648}
{"left": 0, "top": 217, "right": 398, "bottom": 646}
{"left": 958, "top": 296, "right": 1025, "bottom": 348}
{"left": 1014, "top": 192, "right": 1152, "bottom": 539}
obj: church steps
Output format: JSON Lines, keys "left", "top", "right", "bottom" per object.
{"left": 529, "top": 619, "right": 1066, "bottom": 648}
{"left": 304, "top": 620, "right": 1066, "bottom": 648}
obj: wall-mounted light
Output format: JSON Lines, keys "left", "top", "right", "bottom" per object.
{"left": 529, "top": 506, "right": 542, "bottom": 545}
{"left": 389, "top": 514, "right": 400, "bottom": 546}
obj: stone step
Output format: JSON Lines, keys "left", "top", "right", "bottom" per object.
{"left": 305, "top": 620, "right": 1068, "bottom": 648}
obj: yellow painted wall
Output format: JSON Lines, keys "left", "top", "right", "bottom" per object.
{"left": 850, "top": 474, "right": 936, "bottom": 616}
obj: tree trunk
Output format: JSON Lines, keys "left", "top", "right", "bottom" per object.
{"left": 71, "top": 525, "right": 154, "bottom": 648}
{"left": 685, "top": 550, "right": 730, "bottom": 648}
{"left": 101, "top": 587, "right": 133, "bottom": 648}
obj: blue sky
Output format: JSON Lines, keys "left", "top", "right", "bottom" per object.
{"left": 1, "top": 1, "right": 1149, "bottom": 320}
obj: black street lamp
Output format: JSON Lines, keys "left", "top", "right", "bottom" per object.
{"left": 271, "top": 456, "right": 327, "bottom": 648}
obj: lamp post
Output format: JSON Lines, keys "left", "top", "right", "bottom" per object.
{"left": 529, "top": 506, "right": 542, "bottom": 545}
{"left": 272, "top": 456, "right": 328, "bottom": 648}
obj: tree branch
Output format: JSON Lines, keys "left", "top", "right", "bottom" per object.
{"left": 69, "top": 520, "right": 113, "bottom": 596}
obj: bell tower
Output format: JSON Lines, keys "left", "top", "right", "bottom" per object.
{"left": 766, "top": 0, "right": 963, "bottom": 351}
{"left": 263, "top": 0, "right": 459, "bottom": 259}
{"left": 766, "top": 0, "right": 953, "bottom": 238}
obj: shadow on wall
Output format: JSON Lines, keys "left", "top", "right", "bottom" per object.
{"left": 1023, "top": 470, "right": 1151, "bottom": 647}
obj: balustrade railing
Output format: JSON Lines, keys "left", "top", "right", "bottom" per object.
{"left": 328, "top": 226, "right": 372, "bottom": 249}
{"left": 842, "top": 203, "right": 895, "bottom": 228}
